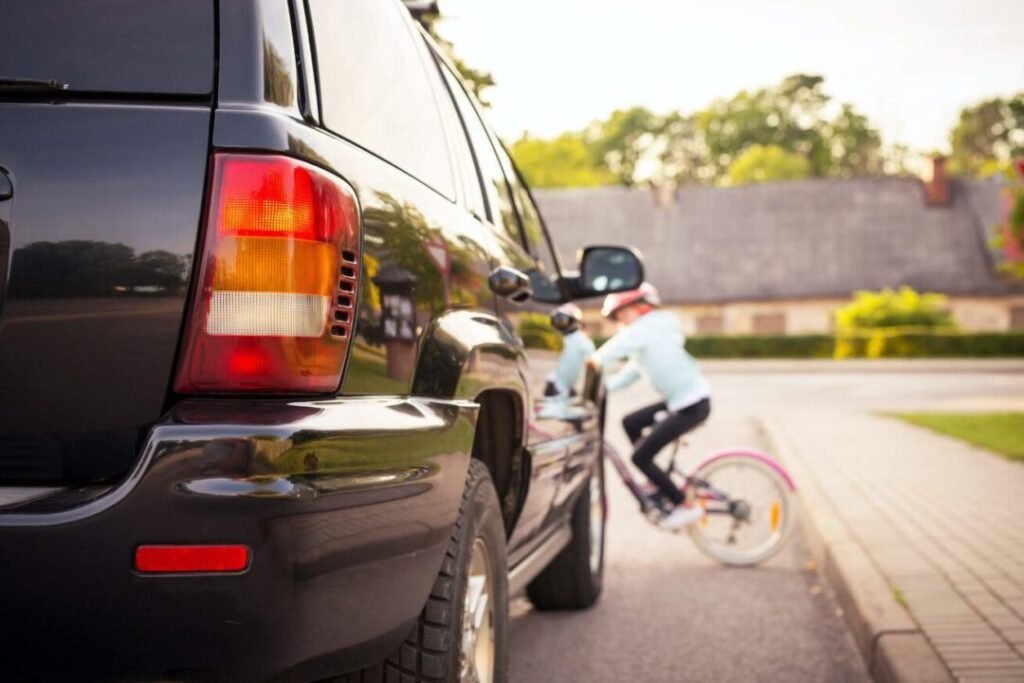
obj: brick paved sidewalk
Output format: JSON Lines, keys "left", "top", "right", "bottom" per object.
{"left": 766, "top": 411, "right": 1024, "bottom": 682}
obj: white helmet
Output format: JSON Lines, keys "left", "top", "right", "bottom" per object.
{"left": 550, "top": 303, "right": 584, "bottom": 333}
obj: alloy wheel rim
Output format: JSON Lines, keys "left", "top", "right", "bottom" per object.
{"left": 460, "top": 537, "right": 494, "bottom": 683}
{"left": 588, "top": 470, "right": 604, "bottom": 574}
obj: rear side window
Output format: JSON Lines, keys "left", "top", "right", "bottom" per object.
{"left": 491, "top": 142, "right": 563, "bottom": 302}
{"left": 308, "top": 0, "right": 455, "bottom": 199}
{"left": 430, "top": 57, "right": 487, "bottom": 221}
{"left": 0, "top": 1, "right": 214, "bottom": 95}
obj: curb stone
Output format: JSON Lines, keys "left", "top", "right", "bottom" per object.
{"left": 758, "top": 417, "right": 954, "bottom": 683}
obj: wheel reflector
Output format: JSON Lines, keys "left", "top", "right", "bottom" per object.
{"left": 770, "top": 501, "right": 782, "bottom": 531}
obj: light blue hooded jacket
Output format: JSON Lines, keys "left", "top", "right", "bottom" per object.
{"left": 552, "top": 329, "right": 595, "bottom": 395}
{"left": 593, "top": 309, "right": 710, "bottom": 411}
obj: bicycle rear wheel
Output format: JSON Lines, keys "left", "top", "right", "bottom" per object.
{"left": 685, "top": 452, "right": 794, "bottom": 566}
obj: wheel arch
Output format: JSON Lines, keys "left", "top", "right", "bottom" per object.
{"left": 411, "top": 309, "right": 531, "bottom": 534}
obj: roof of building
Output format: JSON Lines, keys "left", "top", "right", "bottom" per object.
{"left": 535, "top": 177, "right": 1019, "bottom": 304}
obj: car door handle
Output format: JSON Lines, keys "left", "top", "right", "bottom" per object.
{"left": 488, "top": 266, "right": 532, "bottom": 302}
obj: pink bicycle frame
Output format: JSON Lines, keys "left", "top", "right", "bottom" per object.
{"left": 602, "top": 440, "right": 796, "bottom": 511}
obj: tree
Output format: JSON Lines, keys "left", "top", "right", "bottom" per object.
{"left": 727, "top": 145, "right": 810, "bottom": 186}
{"left": 587, "top": 74, "right": 882, "bottom": 186}
{"left": 511, "top": 133, "right": 615, "bottom": 188}
{"left": 500, "top": 74, "right": 885, "bottom": 188}
{"left": 991, "top": 161, "right": 1024, "bottom": 279}
{"left": 404, "top": 2, "right": 496, "bottom": 106}
{"left": 585, "top": 106, "right": 664, "bottom": 185}
{"left": 949, "top": 94, "right": 1024, "bottom": 176}
{"left": 827, "top": 104, "right": 883, "bottom": 177}
{"left": 695, "top": 74, "right": 881, "bottom": 182}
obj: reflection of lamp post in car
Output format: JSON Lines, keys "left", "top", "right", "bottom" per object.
{"left": 373, "top": 263, "right": 418, "bottom": 381}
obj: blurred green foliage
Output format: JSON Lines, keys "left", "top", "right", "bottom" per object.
{"left": 517, "top": 312, "right": 563, "bottom": 351}
{"left": 835, "top": 330, "right": 1024, "bottom": 359}
{"left": 410, "top": 4, "right": 495, "bottom": 106}
{"left": 949, "top": 94, "right": 1024, "bottom": 177}
{"left": 685, "top": 334, "right": 834, "bottom": 358}
{"left": 512, "top": 133, "right": 616, "bottom": 188}
{"left": 511, "top": 74, "right": 883, "bottom": 188}
{"left": 990, "top": 162, "right": 1024, "bottom": 279}
{"left": 727, "top": 145, "right": 811, "bottom": 186}
{"left": 674, "top": 332, "right": 1024, "bottom": 359}
{"left": 835, "top": 287, "right": 955, "bottom": 332}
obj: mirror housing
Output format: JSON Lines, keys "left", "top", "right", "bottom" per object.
{"left": 563, "top": 245, "right": 644, "bottom": 300}
{"left": 488, "top": 265, "right": 533, "bottom": 302}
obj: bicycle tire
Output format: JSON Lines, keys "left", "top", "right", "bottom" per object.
{"left": 685, "top": 452, "right": 795, "bottom": 566}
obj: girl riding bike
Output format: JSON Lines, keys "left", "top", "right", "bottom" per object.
{"left": 590, "top": 283, "right": 711, "bottom": 530}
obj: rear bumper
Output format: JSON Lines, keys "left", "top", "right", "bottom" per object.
{"left": 0, "top": 396, "right": 477, "bottom": 682}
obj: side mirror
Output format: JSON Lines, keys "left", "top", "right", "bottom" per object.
{"left": 568, "top": 245, "right": 644, "bottom": 299}
{"left": 488, "top": 265, "right": 533, "bottom": 302}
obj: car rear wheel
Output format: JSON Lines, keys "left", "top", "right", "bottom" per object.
{"left": 344, "top": 459, "right": 508, "bottom": 683}
{"left": 526, "top": 455, "right": 605, "bottom": 610}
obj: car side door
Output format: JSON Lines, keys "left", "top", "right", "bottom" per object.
{"left": 488, "top": 144, "right": 602, "bottom": 532}
{"left": 434, "top": 62, "right": 585, "bottom": 553}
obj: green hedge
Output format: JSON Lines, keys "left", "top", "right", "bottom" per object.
{"left": 835, "top": 329, "right": 1024, "bottom": 359}
{"left": 665, "top": 331, "right": 1024, "bottom": 359}
{"left": 685, "top": 334, "right": 834, "bottom": 358}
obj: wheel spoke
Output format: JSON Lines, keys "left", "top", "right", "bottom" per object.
{"left": 461, "top": 538, "right": 494, "bottom": 683}
{"left": 688, "top": 455, "right": 793, "bottom": 565}
{"left": 472, "top": 587, "right": 490, "bottom": 631}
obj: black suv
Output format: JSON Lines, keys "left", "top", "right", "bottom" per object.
{"left": 0, "top": 2, "right": 643, "bottom": 681}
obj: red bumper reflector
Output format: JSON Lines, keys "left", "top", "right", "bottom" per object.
{"left": 134, "top": 545, "right": 251, "bottom": 574}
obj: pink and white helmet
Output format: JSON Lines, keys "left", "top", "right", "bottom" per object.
{"left": 601, "top": 282, "right": 661, "bottom": 319}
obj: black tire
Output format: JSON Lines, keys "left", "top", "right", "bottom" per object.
{"left": 526, "top": 456, "right": 605, "bottom": 610}
{"left": 340, "top": 459, "right": 508, "bottom": 683}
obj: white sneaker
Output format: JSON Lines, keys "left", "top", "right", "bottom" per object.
{"left": 660, "top": 505, "right": 705, "bottom": 531}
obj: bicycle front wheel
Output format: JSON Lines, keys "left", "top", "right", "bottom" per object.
{"left": 686, "top": 453, "right": 794, "bottom": 566}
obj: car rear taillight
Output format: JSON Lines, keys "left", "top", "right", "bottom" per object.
{"left": 175, "top": 154, "right": 360, "bottom": 393}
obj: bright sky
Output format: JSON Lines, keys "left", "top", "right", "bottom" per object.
{"left": 438, "top": 0, "right": 1024, "bottom": 153}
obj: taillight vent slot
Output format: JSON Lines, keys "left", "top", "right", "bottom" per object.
{"left": 331, "top": 250, "right": 359, "bottom": 340}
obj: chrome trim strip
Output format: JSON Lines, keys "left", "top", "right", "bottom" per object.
{"left": 0, "top": 486, "right": 64, "bottom": 509}
{"left": 507, "top": 522, "right": 572, "bottom": 596}
{"left": 0, "top": 395, "right": 478, "bottom": 527}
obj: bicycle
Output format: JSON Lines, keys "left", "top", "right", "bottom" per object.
{"left": 602, "top": 435, "right": 797, "bottom": 566}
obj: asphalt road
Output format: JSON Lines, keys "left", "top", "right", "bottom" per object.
{"left": 509, "top": 371, "right": 873, "bottom": 683}
{"left": 508, "top": 363, "right": 1024, "bottom": 681}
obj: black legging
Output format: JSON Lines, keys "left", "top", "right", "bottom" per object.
{"left": 623, "top": 398, "right": 711, "bottom": 505}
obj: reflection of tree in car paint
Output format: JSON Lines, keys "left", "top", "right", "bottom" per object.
{"left": 359, "top": 191, "right": 489, "bottom": 339}
{"left": 8, "top": 240, "right": 190, "bottom": 297}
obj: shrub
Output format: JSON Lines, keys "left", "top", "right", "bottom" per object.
{"left": 835, "top": 287, "right": 955, "bottom": 331}
{"left": 518, "top": 312, "right": 563, "bottom": 351}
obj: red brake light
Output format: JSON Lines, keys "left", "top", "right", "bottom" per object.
{"left": 175, "top": 154, "right": 360, "bottom": 393}
{"left": 134, "top": 545, "right": 251, "bottom": 574}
